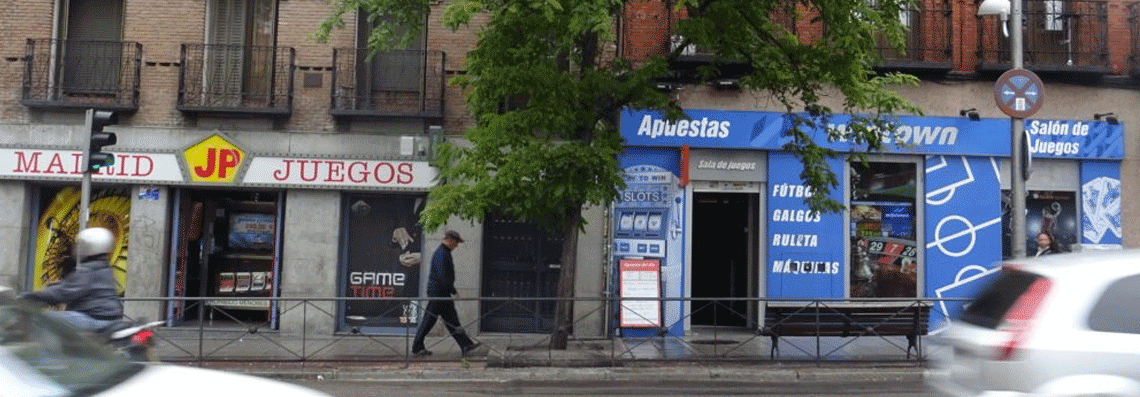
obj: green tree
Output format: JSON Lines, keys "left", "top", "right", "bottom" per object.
{"left": 318, "top": 0, "right": 920, "bottom": 349}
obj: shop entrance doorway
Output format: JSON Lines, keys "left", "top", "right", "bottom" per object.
{"left": 691, "top": 192, "right": 758, "bottom": 328}
{"left": 167, "top": 189, "right": 282, "bottom": 328}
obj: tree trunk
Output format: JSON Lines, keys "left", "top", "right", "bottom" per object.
{"left": 549, "top": 206, "right": 581, "bottom": 350}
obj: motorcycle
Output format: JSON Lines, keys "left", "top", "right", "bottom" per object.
{"left": 98, "top": 319, "right": 165, "bottom": 362}
{"left": 16, "top": 296, "right": 164, "bottom": 361}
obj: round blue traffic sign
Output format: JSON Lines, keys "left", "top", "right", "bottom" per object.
{"left": 994, "top": 68, "right": 1044, "bottom": 118}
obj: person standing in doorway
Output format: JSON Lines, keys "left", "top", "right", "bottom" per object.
{"left": 411, "top": 230, "right": 480, "bottom": 357}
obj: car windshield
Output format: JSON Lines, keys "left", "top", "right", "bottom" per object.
{"left": 0, "top": 301, "right": 140, "bottom": 395}
{"left": 958, "top": 269, "right": 1043, "bottom": 329}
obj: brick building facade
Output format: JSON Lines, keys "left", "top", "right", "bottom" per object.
{"left": 0, "top": 0, "right": 609, "bottom": 347}
{"left": 1, "top": 0, "right": 1135, "bottom": 347}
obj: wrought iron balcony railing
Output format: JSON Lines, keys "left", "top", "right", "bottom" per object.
{"left": 977, "top": 0, "right": 1109, "bottom": 73}
{"left": 330, "top": 49, "right": 445, "bottom": 119}
{"left": 667, "top": 9, "right": 798, "bottom": 63}
{"left": 875, "top": 0, "right": 953, "bottom": 70}
{"left": 178, "top": 43, "right": 295, "bottom": 115}
{"left": 22, "top": 39, "right": 142, "bottom": 111}
{"left": 1128, "top": 2, "right": 1140, "bottom": 76}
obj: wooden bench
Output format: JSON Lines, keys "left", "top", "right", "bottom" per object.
{"left": 759, "top": 301, "right": 931, "bottom": 359}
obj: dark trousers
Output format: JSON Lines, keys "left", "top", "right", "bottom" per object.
{"left": 411, "top": 298, "right": 473, "bottom": 352}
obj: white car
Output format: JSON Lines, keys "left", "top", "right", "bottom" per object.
{"left": 929, "top": 249, "right": 1140, "bottom": 397}
{"left": 0, "top": 287, "right": 332, "bottom": 397}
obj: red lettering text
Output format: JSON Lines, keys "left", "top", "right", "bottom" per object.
{"left": 14, "top": 152, "right": 40, "bottom": 173}
{"left": 325, "top": 161, "right": 345, "bottom": 182}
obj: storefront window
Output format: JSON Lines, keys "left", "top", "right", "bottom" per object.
{"left": 850, "top": 162, "right": 918, "bottom": 298}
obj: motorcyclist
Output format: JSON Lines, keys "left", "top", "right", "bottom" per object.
{"left": 21, "top": 227, "right": 123, "bottom": 333}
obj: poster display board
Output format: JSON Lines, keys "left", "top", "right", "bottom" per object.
{"left": 766, "top": 153, "right": 846, "bottom": 298}
{"left": 619, "top": 258, "right": 661, "bottom": 328}
{"left": 342, "top": 195, "right": 425, "bottom": 329}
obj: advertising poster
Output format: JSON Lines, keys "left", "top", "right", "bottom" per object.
{"left": 1080, "top": 161, "right": 1122, "bottom": 249}
{"left": 342, "top": 194, "right": 425, "bottom": 328}
{"left": 766, "top": 152, "right": 846, "bottom": 299}
{"left": 924, "top": 156, "right": 1003, "bottom": 330}
{"left": 34, "top": 186, "right": 131, "bottom": 293}
{"left": 1002, "top": 190, "right": 1078, "bottom": 258}
{"left": 619, "top": 259, "right": 661, "bottom": 328}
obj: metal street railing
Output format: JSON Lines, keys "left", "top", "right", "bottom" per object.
{"left": 121, "top": 296, "right": 962, "bottom": 366}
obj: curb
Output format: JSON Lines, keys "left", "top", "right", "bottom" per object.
{"left": 208, "top": 362, "right": 931, "bottom": 384}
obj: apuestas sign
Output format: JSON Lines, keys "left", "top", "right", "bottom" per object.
{"left": 993, "top": 68, "right": 1045, "bottom": 119}
{"left": 183, "top": 134, "right": 246, "bottom": 183}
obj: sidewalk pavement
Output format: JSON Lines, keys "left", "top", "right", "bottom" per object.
{"left": 154, "top": 325, "right": 947, "bottom": 383}
{"left": 183, "top": 349, "right": 934, "bottom": 384}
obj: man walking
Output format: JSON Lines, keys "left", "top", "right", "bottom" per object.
{"left": 411, "top": 230, "right": 480, "bottom": 357}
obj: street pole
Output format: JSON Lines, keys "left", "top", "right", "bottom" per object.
{"left": 80, "top": 109, "right": 94, "bottom": 228}
{"left": 1009, "top": 0, "right": 1026, "bottom": 258}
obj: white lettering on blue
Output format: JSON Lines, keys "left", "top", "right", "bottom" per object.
{"left": 772, "top": 234, "right": 819, "bottom": 247}
{"left": 896, "top": 125, "right": 959, "bottom": 145}
{"left": 833, "top": 123, "right": 959, "bottom": 146}
{"left": 771, "top": 209, "right": 821, "bottom": 222}
{"left": 771, "top": 259, "right": 840, "bottom": 274}
{"left": 1028, "top": 120, "right": 1089, "bottom": 136}
{"left": 771, "top": 183, "right": 814, "bottom": 198}
{"left": 1030, "top": 140, "right": 1081, "bottom": 156}
{"left": 636, "top": 115, "right": 731, "bottom": 139}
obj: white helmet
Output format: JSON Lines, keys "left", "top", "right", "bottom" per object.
{"left": 75, "top": 227, "right": 115, "bottom": 259}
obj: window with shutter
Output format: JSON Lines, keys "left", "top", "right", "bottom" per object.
{"left": 62, "top": 0, "right": 124, "bottom": 97}
{"left": 207, "top": 0, "right": 247, "bottom": 107}
{"left": 357, "top": 13, "right": 425, "bottom": 97}
{"left": 207, "top": 0, "right": 276, "bottom": 107}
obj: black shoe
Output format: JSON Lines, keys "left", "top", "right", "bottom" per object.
{"left": 412, "top": 349, "right": 432, "bottom": 357}
{"left": 461, "top": 342, "right": 482, "bottom": 356}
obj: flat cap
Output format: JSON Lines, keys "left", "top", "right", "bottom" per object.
{"left": 444, "top": 230, "right": 464, "bottom": 243}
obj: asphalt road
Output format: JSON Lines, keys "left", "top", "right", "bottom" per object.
{"left": 282, "top": 379, "right": 940, "bottom": 397}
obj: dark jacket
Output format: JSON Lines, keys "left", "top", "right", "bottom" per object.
{"left": 24, "top": 258, "right": 123, "bottom": 320}
{"left": 426, "top": 244, "right": 456, "bottom": 297}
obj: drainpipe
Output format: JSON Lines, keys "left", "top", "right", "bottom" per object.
{"left": 49, "top": 0, "right": 61, "bottom": 100}
{"left": 601, "top": 204, "right": 612, "bottom": 338}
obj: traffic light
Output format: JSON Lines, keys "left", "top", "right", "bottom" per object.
{"left": 85, "top": 110, "right": 118, "bottom": 173}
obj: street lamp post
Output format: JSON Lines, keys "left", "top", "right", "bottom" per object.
{"left": 1009, "top": 0, "right": 1027, "bottom": 258}
{"left": 980, "top": 0, "right": 1042, "bottom": 258}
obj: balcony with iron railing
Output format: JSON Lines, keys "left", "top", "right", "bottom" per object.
{"left": 976, "top": 0, "right": 1109, "bottom": 74}
{"left": 1128, "top": 2, "right": 1140, "bottom": 76}
{"left": 21, "top": 39, "right": 142, "bottom": 111}
{"left": 329, "top": 49, "right": 445, "bottom": 119}
{"left": 875, "top": 0, "right": 953, "bottom": 71}
{"left": 178, "top": 43, "right": 295, "bottom": 115}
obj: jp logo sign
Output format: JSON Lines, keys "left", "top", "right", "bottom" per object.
{"left": 183, "top": 135, "right": 245, "bottom": 183}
